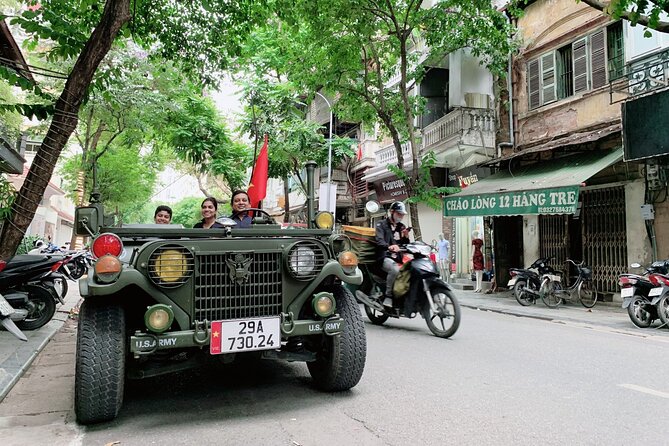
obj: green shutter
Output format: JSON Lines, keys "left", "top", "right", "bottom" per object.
{"left": 573, "top": 37, "right": 589, "bottom": 93}
{"left": 528, "top": 59, "right": 541, "bottom": 109}
{"left": 541, "top": 52, "right": 556, "bottom": 104}
{"left": 590, "top": 30, "right": 607, "bottom": 88}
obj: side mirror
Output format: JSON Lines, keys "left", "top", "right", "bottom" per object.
{"left": 630, "top": 263, "right": 641, "bottom": 268}
{"left": 75, "top": 206, "right": 100, "bottom": 236}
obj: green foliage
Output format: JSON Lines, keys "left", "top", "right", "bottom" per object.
{"left": 573, "top": 0, "right": 669, "bottom": 31}
{"left": 388, "top": 151, "right": 460, "bottom": 211}
{"left": 171, "top": 196, "right": 205, "bottom": 228}
{"left": 0, "top": 175, "right": 16, "bottom": 220}
{"left": 15, "top": 234, "right": 41, "bottom": 255}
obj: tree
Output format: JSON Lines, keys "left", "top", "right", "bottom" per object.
{"left": 0, "top": 0, "right": 268, "bottom": 259}
{"left": 237, "top": 75, "right": 354, "bottom": 220}
{"left": 578, "top": 0, "right": 669, "bottom": 33}
{"left": 268, "top": 0, "right": 515, "bottom": 239}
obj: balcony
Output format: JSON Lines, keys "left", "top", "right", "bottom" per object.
{"left": 609, "top": 47, "right": 669, "bottom": 103}
{"left": 422, "top": 107, "right": 495, "bottom": 153}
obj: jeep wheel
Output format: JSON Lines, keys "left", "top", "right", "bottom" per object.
{"left": 75, "top": 300, "right": 126, "bottom": 424}
{"left": 307, "top": 285, "right": 366, "bottom": 391}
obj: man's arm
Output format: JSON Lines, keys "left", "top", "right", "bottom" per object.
{"left": 375, "top": 222, "right": 389, "bottom": 250}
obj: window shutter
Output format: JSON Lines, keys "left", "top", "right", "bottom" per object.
{"left": 590, "top": 30, "right": 607, "bottom": 88}
{"left": 541, "top": 53, "right": 556, "bottom": 104}
{"left": 573, "top": 38, "right": 589, "bottom": 93}
{"left": 528, "top": 59, "right": 541, "bottom": 109}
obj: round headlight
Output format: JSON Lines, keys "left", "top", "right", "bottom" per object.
{"left": 315, "top": 211, "right": 334, "bottom": 230}
{"left": 148, "top": 245, "right": 194, "bottom": 288}
{"left": 290, "top": 245, "right": 316, "bottom": 277}
{"left": 312, "top": 292, "right": 336, "bottom": 317}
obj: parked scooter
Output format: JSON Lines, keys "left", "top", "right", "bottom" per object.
{"left": 619, "top": 260, "right": 669, "bottom": 328}
{"left": 0, "top": 255, "right": 65, "bottom": 330}
{"left": 507, "top": 257, "right": 556, "bottom": 306}
{"left": 353, "top": 241, "right": 461, "bottom": 338}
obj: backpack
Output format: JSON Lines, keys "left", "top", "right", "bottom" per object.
{"left": 393, "top": 263, "right": 411, "bottom": 296}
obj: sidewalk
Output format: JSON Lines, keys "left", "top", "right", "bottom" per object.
{"left": 456, "top": 288, "right": 669, "bottom": 339}
{"left": 0, "top": 286, "right": 81, "bottom": 402}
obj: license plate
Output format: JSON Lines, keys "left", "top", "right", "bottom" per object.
{"left": 620, "top": 288, "right": 634, "bottom": 298}
{"left": 507, "top": 278, "right": 517, "bottom": 287}
{"left": 210, "top": 317, "right": 280, "bottom": 355}
{"left": 649, "top": 287, "right": 663, "bottom": 297}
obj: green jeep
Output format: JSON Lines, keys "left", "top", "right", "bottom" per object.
{"left": 74, "top": 162, "right": 366, "bottom": 424}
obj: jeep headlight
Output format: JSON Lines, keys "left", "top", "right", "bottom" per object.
{"left": 315, "top": 211, "right": 334, "bottom": 230}
{"left": 148, "top": 245, "right": 194, "bottom": 288}
{"left": 286, "top": 241, "right": 325, "bottom": 280}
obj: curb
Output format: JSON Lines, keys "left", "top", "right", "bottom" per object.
{"left": 0, "top": 317, "right": 64, "bottom": 401}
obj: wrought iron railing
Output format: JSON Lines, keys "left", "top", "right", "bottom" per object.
{"left": 609, "top": 47, "right": 669, "bottom": 103}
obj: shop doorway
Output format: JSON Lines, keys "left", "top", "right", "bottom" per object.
{"left": 493, "top": 216, "right": 523, "bottom": 287}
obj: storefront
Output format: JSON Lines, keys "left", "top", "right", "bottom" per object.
{"left": 443, "top": 149, "right": 626, "bottom": 292}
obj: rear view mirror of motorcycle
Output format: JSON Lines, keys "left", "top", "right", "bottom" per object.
{"left": 630, "top": 262, "right": 642, "bottom": 268}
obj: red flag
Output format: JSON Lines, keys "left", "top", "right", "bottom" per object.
{"left": 356, "top": 143, "right": 363, "bottom": 161}
{"left": 248, "top": 135, "right": 269, "bottom": 208}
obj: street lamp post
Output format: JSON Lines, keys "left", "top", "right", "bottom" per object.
{"left": 314, "top": 91, "right": 333, "bottom": 213}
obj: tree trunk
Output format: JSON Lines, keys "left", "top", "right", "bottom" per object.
{"left": 283, "top": 176, "right": 290, "bottom": 223}
{"left": 0, "top": 0, "right": 131, "bottom": 260}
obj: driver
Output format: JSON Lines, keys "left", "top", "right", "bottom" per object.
{"left": 230, "top": 190, "right": 252, "bottom": 228}
{"left": 375, "top": 201, "right": 410, "bottom": 305}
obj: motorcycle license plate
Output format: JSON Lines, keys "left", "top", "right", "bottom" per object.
{"left": 620, "top": 288, "right": 633, "bottom": 298}
{"left": 0, "top": 294, "right": 14, "bottom": 316}
{"left": 210, "top": 317, "right": 280, "bottom": 355}
{"left": 507, "top": 278, "right": 517, "bottom": 287}
{"left": 649, "top": 287, "right": 663, "bottom": 297}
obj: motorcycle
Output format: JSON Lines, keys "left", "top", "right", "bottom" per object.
{"left": 352, "top": 241, "right": 461, "bottom": 338}
{"left": 507, "top": 257, "right": 556, "bottom": 306}
{"left": 0, "top": 255, "right": 65, "bottom": 330}
{"left": 619, "top": 260, "right": 669, "bottom": 328}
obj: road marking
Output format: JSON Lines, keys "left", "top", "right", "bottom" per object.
{"left": 619, "top": 384, "right": 669, "bottom": 399}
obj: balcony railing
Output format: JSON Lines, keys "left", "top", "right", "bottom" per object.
{"left": 609, "top": 47, "right": 669, "bottom": 103}
{"left": 422, "top": 107, "right": 495, "bottom": 151}
{"left": 374, "top": 141, "right": 412, "bottom": 166}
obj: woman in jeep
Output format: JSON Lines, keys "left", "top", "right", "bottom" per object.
{"left": 193, "top": 197, "right": 225, "bottom": 229}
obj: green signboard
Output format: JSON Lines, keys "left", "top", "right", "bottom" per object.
{"left": 443, "top": 186, "right": 580, "bottom": 217}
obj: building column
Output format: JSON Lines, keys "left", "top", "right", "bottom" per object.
{"left": 625, "top": 180, "right": 652, "bottom": 266}
{"left": 523, "top": 215, "right": 540, "bottom": 268}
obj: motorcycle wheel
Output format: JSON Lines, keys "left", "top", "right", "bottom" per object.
{"left": 69, "top": 261, "right": 86, "bottom": 280}
{"left": 422, "top": 283, "right": 460, "bottom": 338}
{"left": 15, "top": 287, "right": 57, "bottom": 330}
{"left": 513, "top": 280, "right": 534, "bottom": 306}
{"left": 627, "top": 296, "right": 653, "bottom": 328}
{"left": 540, "top": 279, "right": 562, "bottom": 308}
{"left": 578, "top": 280, "right": 597, "bottom": 308}
{"left": 364, "top": 305, "right": 389, "bottom": 325}
{"left": 655, "top": 295, "right": 669, "bottom": 327}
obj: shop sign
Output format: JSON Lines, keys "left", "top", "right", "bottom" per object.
{"left": 447, "top": 166, "right": 491, "bottom": 188}
{"left": 373, "top": 176, "right": 408, "bottom": 203}
{"left": 443, "top": 186, "right": 580, "bottom": 217}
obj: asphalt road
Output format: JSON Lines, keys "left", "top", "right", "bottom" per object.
{"left": 2, "top": 305, "right": 669, "bottom": 446}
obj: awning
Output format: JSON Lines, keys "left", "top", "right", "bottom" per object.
{"left": 443, "top": 149, "right": 622, "bottom": 217}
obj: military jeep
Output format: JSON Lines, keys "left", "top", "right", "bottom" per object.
{"left": 73, "top": 162, "right": 366, "bottom": 424}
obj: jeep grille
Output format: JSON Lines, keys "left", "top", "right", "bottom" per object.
{"left": 194, "top": 251, "right": 282, "bottom": 321}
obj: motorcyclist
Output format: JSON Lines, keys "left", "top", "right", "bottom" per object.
{"left": 375, "top": 201, "right": 410, "bottom": 306}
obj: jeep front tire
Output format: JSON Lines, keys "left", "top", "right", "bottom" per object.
{"left": 307, "top": 285, "right": 366, "bottom": 391}
{"left": 75, "top": 300, "right": 126, "bottom": 424}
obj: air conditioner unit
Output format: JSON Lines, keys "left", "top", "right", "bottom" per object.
{"left": 464, "top": 93, "right": 489, "bottom": 109}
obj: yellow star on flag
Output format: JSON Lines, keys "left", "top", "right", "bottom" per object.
{"left": 213, "top": 331, "right": 219, "bottom": 338}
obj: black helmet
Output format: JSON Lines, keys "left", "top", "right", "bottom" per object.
{"left": 389, "top": 201, "right": 407, "bottom": 215}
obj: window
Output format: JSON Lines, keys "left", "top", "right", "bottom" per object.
{"left": 527, "top": 23, "right": 620, "bottom": 109}
{"left": 607, "top": 22, "right": 624, "bottom": 80}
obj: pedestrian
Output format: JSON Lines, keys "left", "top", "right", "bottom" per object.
{"left": 437, "top": 233, "right": 450, "bottom": 282}
{"left": 154, "top": 205, "right": 172, "bottom": 224}
{"left": 471, "top": 230, "right": 484, "bottom": 292}
{"left": 193, "top": 197, "right": 225, "bottom": 229}
{"left": 230, "top": 190, "right": 252, "bottom": 228}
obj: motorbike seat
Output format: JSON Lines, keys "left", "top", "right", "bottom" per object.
{"left": 4, "top": 255, "right": 62, "bottom": 271}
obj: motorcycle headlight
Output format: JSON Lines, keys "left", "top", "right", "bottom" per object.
{"left": 286, "top": 241, "right": 325, "bottom": 280}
